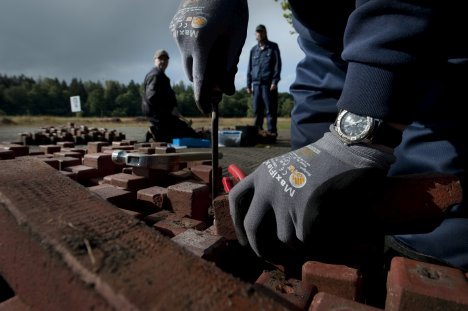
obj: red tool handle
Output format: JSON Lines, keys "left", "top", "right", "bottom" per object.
{"left": 223, "top": 164, "right": 246, "bottom": 193}
{"left": 228, "top": 164, "right": 246, "bottom": 182}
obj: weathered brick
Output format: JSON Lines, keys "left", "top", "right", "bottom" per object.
{"left": 86, "top": 141, "right": 109, "bottom": 154}
{"left": 0, "top": 157, "right": 285, "bottom": 310}
{"left": 385, "top": 256, "right": 468, "bottom": 311}
{"left": 172, "top": 229, "right": 226, "bottom": 261}
{"left": 55, "top": 156, "right": 82, "bottom": 170}
{"left": 302, "top": 261, "right": 363, "bottom": 301}
{"left": 137, "top": 186, "right": 169, "bottom": 210}
{"left": 143, "top": 210, "right": 177, "bottom": 225}
{"left": 53, "top": 151, "right": 82, "bottom": 159}
{"left": 310, "top": 292, "right": 382, "bottom": 311}
{"left": 83, "top": 153, "right": 119, "bottom": 176}
{"left": 167, "top": 181, "right": 211, "bottom": 221}
{"left": 102, "top": 173, "right": 149, "bottom": 192}
{"left": 57, "top": 141, "right": 75, "bottom": 148}
{"left": 88, "top": 184, "right": 135, "bottom": 209}
{"left": 0, "top": 296, "right": 31, "bottom": 311}
{"left": 64, "top": 165, "right": 99, "bottom": 182}
{"left": 39, "top": 144, "right": 61, "bottom": 154}
{"left": 0, "top": 144, "right": 29, "bottom": 157}
{"left": 255, "top": 269, "right": 316, "bottom": 311}
{"left": 213, "top": 194, "right": 237, "bottom": 240}
{"left": 153, "top": 216, "right": 206, "bottom": 238}
{"left": 0, "top": 150, "right": 15, "bottom": 160}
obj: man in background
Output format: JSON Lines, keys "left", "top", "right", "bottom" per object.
{"left": 142, "top": 49, "right": 200, "bottom": 143}
{"left": 246, "top": 24, "right": 282, "bottom": 139}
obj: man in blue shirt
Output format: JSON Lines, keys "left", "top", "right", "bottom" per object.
{"left": 247, "top": 24, "right": 282, "bottom": 138}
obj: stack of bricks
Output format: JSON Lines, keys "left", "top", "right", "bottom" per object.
{"left": 0, "top": 140, "right": 467, "bottom": 310}
{"left": 16, "top": 123, "right": 126, "bottom": 146}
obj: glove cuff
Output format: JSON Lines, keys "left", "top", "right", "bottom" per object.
{"left": 314, "top": 128, "right": 396, "bottom": 170}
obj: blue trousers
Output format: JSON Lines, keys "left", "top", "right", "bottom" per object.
{"left": 290, "top": 18, "right": 468, "bottom": 271}
{"left": 252, "top": 83, "right": 278, "bottom": 134}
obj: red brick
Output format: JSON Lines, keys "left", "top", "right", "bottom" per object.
{"left": 33, "top": 156, "right": 59, "bottom": 170}
{"left": 385, "top": 257, "right": 468, "bottom": 311}
{"left": 39, "top": 144, "right": 61, "bottom": 154}
{"left": 255, "top": 269, "right": 316, "bottom": 311}
{"left": 102, "top": 173, "right": 149, "bottom": 192}
{"left": 167, "top": 181, "right": 211, "bottom": 221}
{"left": 55, "top": 156, "right": 82, "bottom": 170}
{"left": 153, "top": 216, "right": 206, "bottom": 238}
{"left": 0, "top": 296, "right": 31, "bottom": 311}
{"left": 83, "top": 153, "right": 119, "bottom": 176}
{"left": 302, "top": 261, "right": 363, "bottom": 301}
{"left": 0, "top": 150, "right": 15, "bottom": 160}
{"left": 57, "top": 141, "right": 75, "bottom": 148}
{"left": 59, "top": 170, "right": 77, "bottom": 181}
{"left": 132, "top": 167, "right": 169, "bottom": 185}
{"left": 88, "top": 184, "right": 135, "bottom": 209}
{"left": 64, "top": 165, "right": 99, "bottom": 182}
{"left": 0, "top": 144, "right": 29, "bottom": 157}
{"left": 53, "top": 151, "right": 82, "bottom": 159}
{"left": 190, "top": 164, "right": 215, "bottom": 184}
{"left": 167, "top": 168, "right": 195, "bottom": 184}
{"left": 86, "top": 141, "right": 109, "bottom": 154}
{"left": 372, "top": 173, "right": 462, "bottom": 233}
{"left": 310, "top": 292, "right": 382, "bottom": 311}
{"left": 172, "top": 229, "right": 226, "bottom": 261}
{"left": 213, "top": 194, "right": 237, "bottom": 240}
{"left": 143, "top": 210, "right": 177, "bottom": 225}
{"left": 0, "top": 158, "right": 285, "bottom": 310}
{"left": 137, "top": 186, "right": 169, "bottom": 210}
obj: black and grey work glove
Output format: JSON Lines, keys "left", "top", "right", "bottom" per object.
{"left": 228, "top": 128, "right": 396, "bottom": 258}
{"left": 170, "top": 0, "right": 248, "bottom": 114}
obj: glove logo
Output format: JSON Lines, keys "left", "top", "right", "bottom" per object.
{"left": 192, "top": 16, "right": 207, "bottom": 28}
{"left": 288, "top": 166, "right": 307, "bottom": 188}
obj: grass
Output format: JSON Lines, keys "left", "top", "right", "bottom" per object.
{"left": 1, "top": 115, "right": 292, "bottom": 130}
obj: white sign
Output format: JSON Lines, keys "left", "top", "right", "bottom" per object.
{"left": 70, "top": 96, "right": 81, "bottom": 112}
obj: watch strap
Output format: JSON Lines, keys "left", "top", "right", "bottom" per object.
{"left": 370, "top": 121, "right": 402, "bottom": 148}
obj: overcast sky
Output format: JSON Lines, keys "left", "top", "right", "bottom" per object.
{"left": 0, "top": 0, "right": 303, "bottom": 93}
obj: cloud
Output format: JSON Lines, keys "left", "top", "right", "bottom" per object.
{"left": 0, "top": 0, "right": 303, "bottom": 93}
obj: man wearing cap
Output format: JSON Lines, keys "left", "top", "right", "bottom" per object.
{"left": 142, "top": 49, "right": 200, "bottom": 142}
{"left": 246, "top": 24, "right": 282, "bottom": 139}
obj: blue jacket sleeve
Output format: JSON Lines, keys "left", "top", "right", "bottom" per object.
{"left": 338, "top": 0, "right": 442, "bottom": 124}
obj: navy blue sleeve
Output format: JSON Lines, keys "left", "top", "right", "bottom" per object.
{"left": 338, "top": 0, "right": 439, "bottom": 124}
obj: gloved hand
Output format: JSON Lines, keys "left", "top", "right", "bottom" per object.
{"left": 170, "top": 0, "right": 248, "bottom": 114}
{"left": 228, "top": 128, "right": 396, "bottom": 258}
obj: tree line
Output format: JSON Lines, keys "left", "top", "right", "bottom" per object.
{"left": 0, "top": 74, "right": 293, "bottom": 118}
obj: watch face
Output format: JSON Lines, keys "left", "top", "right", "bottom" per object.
{"left": 336, "top": 111, "right": 373, "bottom": 142}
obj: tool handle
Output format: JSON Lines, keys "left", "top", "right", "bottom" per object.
{"left": 222, "top": 177, "right": 234, "bottom": 193}
{"left": 228, "top": 164, "right": 246, "bottom": 182}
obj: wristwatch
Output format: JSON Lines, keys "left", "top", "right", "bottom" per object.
{"left": 334, "top": 110, "right": 402, "bottom": 148}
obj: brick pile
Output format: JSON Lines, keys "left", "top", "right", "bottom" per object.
{"left": 15, "top": 123, "right": 126, "bottom": 146}
{"left": 0, "top": 140, "right": 467, "bottom": 310}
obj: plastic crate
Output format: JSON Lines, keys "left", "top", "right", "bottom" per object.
{"left": 218, "top": 130, "right": 242, "bottom": 147}
{"left": 172, "top": 137, "right": 211, "bottom": 148}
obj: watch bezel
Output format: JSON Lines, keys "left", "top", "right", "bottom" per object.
{"left": 335, "top": 110, "right": 377, "bottom": 144}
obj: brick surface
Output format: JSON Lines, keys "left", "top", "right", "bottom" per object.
{"left": 153, "top": 216, "right": 206, "bottom": 238}
{"left": 385, "top": 257, "right": 468, "bottom": 311}
{"left": 39, "top": 144, "right": 61, "bottom": 154}
{"left": 255, "top": 270, "right": 316, "bottom": 311}
{"left": 0, "top": 150, "right": 15, "bottom": 160}
{"left": 0, "top": 144, "right": 29, "bottom": 157}
{"left": 102, "top": 173, "right": 149, "bottom": 192}
{"left": 0, "top": 296, "right": 31, "bottom": 311}
{"left": 137, "top": 186, "right": 169, "bottom": 210}
{"left": 83, "top": 152, "right": 119, "bottom": 176}
{"left": 372, "top": 173, "right": 462, "bottom": 233}
{"left": 302, "top": 261, "right": 363, "bottom": 301}
{"left": 310, "top": 292, "right": 382, "bottom": 311}
{"left": 172, "top": 229, "right": 226, "bottom": 261}
{"left": 88, "top": 184, "right": 135, "bottom": 210}
{"left": 55, "top": 156, "right": 82, "bottom": 170}
{"left": 0, "top": 158, "right": 287, "bottom": 310}
{"left": 53, "top": 150, "right": 82, "bottom": 159}
{"left": 63, "top": 165, "right": 99, "bottom": 182}
{"left": 167, "top": 181, "right": 211, "bottom": 221}
{"left": 213, "top": 194, "right": 237, "bottom": 240}
{"left": 87, "top": 141, "right": 109, "bottom": 154}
